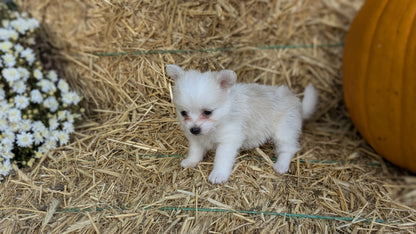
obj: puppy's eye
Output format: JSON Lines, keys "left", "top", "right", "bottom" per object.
{"left": 203, "top": 110, "right": 212, "bottom": 116}
{"left": 180, "top": 111, "right": 188, "bottom": 117}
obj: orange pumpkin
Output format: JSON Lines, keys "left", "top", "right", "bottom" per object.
{"left": 343, "top": 0, "right": 416, "bottom": 173}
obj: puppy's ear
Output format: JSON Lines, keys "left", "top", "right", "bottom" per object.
{"left": 166, "top": 64, "right": 184, "bottom": 80}
{"left": 217, "top": 70, "right": 237, "bottom": 90}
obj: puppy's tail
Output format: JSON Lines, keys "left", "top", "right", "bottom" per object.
{"left": 301, "top": 84, "right": 318, "bottom": 120}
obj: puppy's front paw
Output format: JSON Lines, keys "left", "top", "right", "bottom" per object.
{"left": 208, "top": 170, "right": 230, "bottom": 184}
{"left": 181, "top": 158, "right": 200, "bottom": 168}
{"left": 273, "top": 161, "right": 290, "bottom": 174}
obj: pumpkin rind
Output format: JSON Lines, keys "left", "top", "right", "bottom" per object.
{"left": 343, "top": 0, "right": 416, "bottom": 172}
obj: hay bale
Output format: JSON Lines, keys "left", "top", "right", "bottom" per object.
{"left": 1, "top": 0, "right": 415, "bottom": 232}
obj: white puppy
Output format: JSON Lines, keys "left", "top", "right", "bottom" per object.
{"left": 167, "top": 64, "right": 317, "bottom": 184}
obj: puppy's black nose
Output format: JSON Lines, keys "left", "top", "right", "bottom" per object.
{"left": 190, "top": 127, "right": 201, "bottom": 135}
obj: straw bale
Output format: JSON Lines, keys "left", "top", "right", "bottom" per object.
{"left": 1, "top": 0, "right": 415, "bottom": 233}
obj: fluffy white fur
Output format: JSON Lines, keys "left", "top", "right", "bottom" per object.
{"left": 167, "top": 64, "right": 318, "bottom": 184}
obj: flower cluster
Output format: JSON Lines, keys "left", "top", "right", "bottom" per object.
{"left": 0, "top": 4, "right": 82, "bottom": 180}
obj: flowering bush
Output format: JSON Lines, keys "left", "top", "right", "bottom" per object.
{"left": 0, "top": 4, "right": 82, "bottom": 180}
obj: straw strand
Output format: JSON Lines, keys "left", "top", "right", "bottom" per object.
{"left": 52, "top": 205, "right": 387, "bottom": 224}
{"left": 91, "top": 43, "right": 344, "bottom": 56}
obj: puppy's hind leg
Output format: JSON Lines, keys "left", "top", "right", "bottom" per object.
{"left": 272, "top": 109, "right": 302, "bottom": 174}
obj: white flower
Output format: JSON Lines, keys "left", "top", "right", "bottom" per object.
{"left": 1, "top": 152, "right": 14, "bottom": 160}
{"left": 14, "top": 95, "right": 29, "bottom": 109}
{"left": 32, "top": 126, "right": 46, "bottom": 144}
{"left": 10, "top": 18, "right": 27, "bottom": 34}
{"left": 18, "top": 67, "right": 30, "bottom": 81}
{"left": 8, "top": 108, "right": 21, "bottom": 122}
{"left": 31, "top": 121, "right": 46, "bottom": 132}
{"left": 2, "top": 67, "right": 20, "bottom": 82}
{"left": 20, "top": 119, "right": 32, "bottom": 132}
{"left": 0, "top": 118, "right": 8, "bottom": 131}
{"left": 0, "top": 159, "right": 12, "bottom": 177}
{"left": 57, "top": 131, "right": 69, "bottom": 146}
{"left": 27, "top": 18, "right": 40, "bottom": 30}
{"left": 27, "top": 37, "right": 36, "bottom": 45}
{"left": 10, "top": 17, "right": 39, "bottom": 34}
{"left": 44, "top": 138, "right": 57, "bottom": 150}
{"left": 2, "top": 19, "right": 10, "bottom": 27}
{"left": 20, "top": 48, "right": 35, "bottom": 65}
{"left": 0, "top": 88, "right": 5, "bottom": 100}
{"left": 62, "top": 121, "right": 75, "bottom": 133}
{"left": 30, "top": 89, "right": 43, "bottom": 104}
{"left": 2, "top": 130, "right": 15, "bottom": 142}
{"left": 10, "top": 17, "right": 36, "bottom": 34}
{"left": 41, "top": 128, "right": 49, "bottom": 138}
{"left": 48, "top": 117, "right": 59, "bottom": 130}
{"left": 0, "top": 101, "right": 10, "bottom": 116}
{"left": 58, "top": 79, "right": 69, "bottom": 93}
{"left": 9, "top": 122, "right": 20, "bottom": 132}
{"left": 33, "top": 131, "right": 44, "bottom": 145}
{"left": 66, "top": 113, "right": 75, "bottom": 123}
{"left": 33, "top": 130, "right": 43, "bottom": 144}
{"left": 38, "top": 143, "right": 51, "bottom": 154}
{"left": 62, "top": 91, "right": 81, "bottom": 105}
{"left": 61, "top": 92, "right": 72, "bottom": 105}
{"left": 48, "top": 130, "right": 59, "bottom": 141}
{"left": 12, "top": 80, "right": 26, "bottom": 94}
{"left": 0, "top": 41, "right": 13, "bottom": 52}
{"left": 34, "top": 150, "right": 43, "bottom": 159}
{"left": 72, "top": 92, "right": 81, "bottom": 105}
{"left": 14, "top": 44, "right": 24, "bottom": 53}
{"left": 0, "top": 29, "right": 10, "bottom": 39}
{"left": 0, "top": 28, "right": 18, "bottom": 40}
{"left": 57, "top": 110, "right": 67, "bottom": 121}
{"left": 33, "top": 68, "right": 43, "bottom": 80}
{"left": 33, "top": 128, "right": 49, "bottom": 146}
{"left": 1, "top": 138, "right": 13, "bottom": 152}
{"left": 16, "top": 132, "right": 34, "bottom": 147}
{"left": 47, "top": 70, "right": 58, "bottom": 82}
{"left": 38, "top": 79, "right": 56, "bottom": 93}
{"left": 2, "top": 53, "right": 16, "bottom": 67}
{"left": 43, "top": 96, "right": 59, "bottom": 112}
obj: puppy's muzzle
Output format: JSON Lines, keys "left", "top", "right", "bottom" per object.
{"left": 190, "top": 127, "right": 201, "bottom": 135}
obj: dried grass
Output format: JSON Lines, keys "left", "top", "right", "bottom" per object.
{"left": 1, "top": 0, "right": 415, "bottom": 233}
